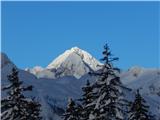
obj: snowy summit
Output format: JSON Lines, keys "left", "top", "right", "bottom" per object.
{"left": 47, "top": 47, "right": 101, "bottom": 69}
{"left": 27, "top": 47, "right": 102, "bottom": 79}
{"left": 46, "top": 46, "right": 102, "bottom": 78}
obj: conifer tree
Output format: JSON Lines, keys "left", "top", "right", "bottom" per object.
{"left": 79, "top": 80, "right": 95, "bottom": 120}
{"left": 1, "top": 68, "right": 42, "bottom": 120}
{"left": 63, "top": 98, "right": 81, "bottom": 120}
{"left": 26, "top": 98, "right": 42, "bottom": 120}
{"left": 128, "top": 90, "right": 151, "bottom": 120}
{"left": 88, "top": 43, "right": 125, "bottom": 120}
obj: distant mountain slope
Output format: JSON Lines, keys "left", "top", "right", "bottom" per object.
{"left": 1, "top": 53, "right": 86, "bottom": 120}
{"left": 26, "top": 47, "right": 102, "bottom": 79}
{"left": 0, "top": 52, "right": 15, "bottom": 69}
{"left": 121, "top": 66, "right": 160, "bottom": 108}
{"left": 121, "top": 66, "right": 160, "bottom": 96}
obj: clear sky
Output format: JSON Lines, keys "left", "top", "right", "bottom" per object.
{"left": 2, "top": 1, "right": 159, "bottom": 69}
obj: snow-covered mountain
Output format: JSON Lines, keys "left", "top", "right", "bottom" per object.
{"left": 121, "top": 67, "right": 160, "bottom": 118}
{"left": 1, "top": 52, "right": 160, "bottom": 120}
{"left": 121, "top": 66, "right": 160, "bottom": 95}
{"left": 26, "top": 47, "right": 102, "bottom": 79}
{"left": 121, "top": 66, "right": 160, "bottom": 102}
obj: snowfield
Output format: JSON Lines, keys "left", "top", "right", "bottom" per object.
{"left": 1, "top": 49, "right": 160, "bottom": 120}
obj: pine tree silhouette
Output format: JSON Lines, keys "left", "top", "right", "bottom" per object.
{"left": 88, "top": 43, "right": 125, "bottom": 120}
{"left": 63, "top": 98, "right": 82, "bottom": 120}
{"left": 128, "top": 89, "right": 151, "bottom": 120}
{"left": 79, "top": 80, "right": 96, "bottom": 120}
{"left": 26, "top": 97, "right": 42, "bottom": 120}
{"left": 1, "top": 68, "right": 42, "bottom": 120}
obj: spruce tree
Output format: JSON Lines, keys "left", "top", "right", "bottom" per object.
{"left": 26, "top": 98, "right": 42, "bottom": 120}
{"left": 88, "top": 43, "right": 125, "bottom": 120}
{"left": 63, "top": 98, "right": 81, "bottom": 120}
{"left": 128, "top": 90, "right": 151, "bottom": 120}
{"left": 79, "top": 80, "right": 95, "bottom": 120}
{"left": 1, "top": 68, "right": 42, "bottom": 120}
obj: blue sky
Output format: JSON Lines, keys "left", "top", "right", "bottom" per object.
{"left": 2, "top": 1, "right": 159, "bottom": 69}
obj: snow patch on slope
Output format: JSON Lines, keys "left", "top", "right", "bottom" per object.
{"left": 25, "top": 66, "right": 44, "bottom": 75}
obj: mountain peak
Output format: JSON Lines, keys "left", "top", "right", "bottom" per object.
{"left": 25, "top": 47, "right": 102, "bottom": 79}
{"left": 70, "top": 46, "right": 81, "bottom": 51}
{"left": 45, "top": 47, "right": 102, "bottom": 78}
{"left": 70, "top": 46, "right": 84, "bottom": 57}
